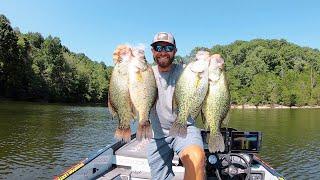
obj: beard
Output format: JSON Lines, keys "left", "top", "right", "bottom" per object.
{"left": 154, "top": 56, "right": 174, "bottom": 69}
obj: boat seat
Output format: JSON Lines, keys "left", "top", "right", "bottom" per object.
{"left": 111, "top": 138, "right": 185, "bottom": 179}
{"left": 98, "top": 166, "right": 185, "bottom": 180}
{"left": 115, "top": 139, "right": 181, "bottom": 164}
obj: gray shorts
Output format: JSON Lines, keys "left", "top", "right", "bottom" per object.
{"left": 147, "top": 126, "right": 204, "bottom": 180}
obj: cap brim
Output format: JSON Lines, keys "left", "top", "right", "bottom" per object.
{"left": 150, "top": 41, "right": 175, "bottom": 46}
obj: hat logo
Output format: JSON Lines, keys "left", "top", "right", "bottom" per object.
{"left": 157, "top": 33, "right": 169, "bottom": 40}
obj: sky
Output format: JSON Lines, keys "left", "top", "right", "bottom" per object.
{"left": 1, "top": 0, "right": 319, "bottom": 65}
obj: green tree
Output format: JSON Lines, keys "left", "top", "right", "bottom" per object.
{"left": 0, "top": 14, "right": 26, "bottom": 97}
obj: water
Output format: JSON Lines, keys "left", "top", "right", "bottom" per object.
{"left": 0, "top": 101, "right": 117, "bottom": 179}
{"left": 229, "top": 109, "right": 320, "bottom": 179}
{"left": 0, "top": 101, "right": 319, "bottom": 179}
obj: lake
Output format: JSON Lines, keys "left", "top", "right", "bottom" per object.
{"left": 0, "top": 101, "right": 319, "bottom": 179}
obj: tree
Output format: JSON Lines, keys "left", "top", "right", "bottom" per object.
{"left": 0, "top": 14, "right": 25, "bottom": 97}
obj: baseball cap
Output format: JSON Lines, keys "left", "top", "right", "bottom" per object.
{"left": 151, "top": 32, "right": 176, "bottom": 46}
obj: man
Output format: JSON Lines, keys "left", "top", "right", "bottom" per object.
{"left": 147, "top": 32, "right": 206, "bottom": 180}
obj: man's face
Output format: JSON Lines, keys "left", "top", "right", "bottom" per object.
{"left": 151, "top": 42, "right": 177, "bottom": 69}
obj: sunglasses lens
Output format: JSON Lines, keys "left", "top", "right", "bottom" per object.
{"left": 164, "top": 45, "right": 174, "bottom": 52}
{"left": 154, "top": 45, "right": 163, "bottom": 52}
{"left": 154, "top": 45, "right": 175, "bottom": 52}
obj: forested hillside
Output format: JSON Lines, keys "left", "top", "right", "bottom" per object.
{"left": 0, "top": 14, "right": 112, "bottom": 103}
{"left": 186, "top": 39, "right": 320, "bottom": 106}
{"left": 1, "top": 14, "right": 320, "bottom": 105}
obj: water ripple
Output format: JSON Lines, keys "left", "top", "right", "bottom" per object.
{"left": 1, "top": 103, "right": 320, "bottom": 179}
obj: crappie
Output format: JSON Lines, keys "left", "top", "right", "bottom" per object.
{"left": 169, "top": 51, "right": 210, "bottom": 137}
{"left": 202, "top": 54, "right": 230, "bottom": 153}
{"left": 128, "top": 47, "right": 157, "bottom": 140}
{"left": 108, "top": 45, "right": 133, "bottom": 142}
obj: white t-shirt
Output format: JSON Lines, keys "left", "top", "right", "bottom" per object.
{"left": 150, "top": 63, "right": 194, "bottom": 138}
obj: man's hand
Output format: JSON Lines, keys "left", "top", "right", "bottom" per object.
{"left": 112, "top": 45, "right": 132, "bottom": 64}
{"left": 211, "top": 54, "right": 225, "bottom": 68}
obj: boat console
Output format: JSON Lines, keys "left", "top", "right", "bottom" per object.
{"left": 203, "top": 128, "right": 263, "bottom": 180}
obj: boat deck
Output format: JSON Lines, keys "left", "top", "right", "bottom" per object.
{"left": 58, "top": 129, "right": 284, "bottom": 180}
{"left": 98, "top": 139, "right": 184, "bottom": 179}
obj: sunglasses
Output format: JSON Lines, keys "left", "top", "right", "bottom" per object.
{"left": 153, "top": 45, "right": 175, "bottom": 52}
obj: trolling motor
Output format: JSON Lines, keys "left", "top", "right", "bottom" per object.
{"left": 202, "top": 128, "right": 262, "bottom": 180}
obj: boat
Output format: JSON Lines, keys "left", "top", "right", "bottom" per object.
{"left": 54, "top": 128, "right": 285, "bottom": 180}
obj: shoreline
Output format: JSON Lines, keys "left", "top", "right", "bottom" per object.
{"left": 1, "top": 98, "right": 319, "bottom": 109}
{"left": 231, "top": 104, "right": 320, "bottom": 109}
{"left": 0, "top": 98, "right": 106, "bottom": 107}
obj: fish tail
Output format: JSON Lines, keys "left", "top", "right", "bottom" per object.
{"left": 114, "top": 127, "right": 131, "bottom": 143}
{"left": 136, "top": 121, "right": 152, "bottom": 141}
{"left": 169, "top": 120, "right": 187, "bottom": 138}
{"left": 208, "top": 132, "right": 225, "bottom": 153}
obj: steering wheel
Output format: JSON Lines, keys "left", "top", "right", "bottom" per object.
{"left": 219, "top": 153, "right": 251, "bottom": 180}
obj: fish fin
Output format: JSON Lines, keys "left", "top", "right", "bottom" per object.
{"left": 208, "top": 132, "right": 225, "bottom": 153}
{"left": 128, "top": 95, "right": 138, "bottom": 120}
{"left": 191, "top": 97, "right": 205, "bottom": 120}
{"left": 222, "top": 111, "right": 230, "bottom": 126}
{"left": 172, "top": 94, "right": 177, "bottom": 113}
{"left": 199, "top": 109, "right": 209, "bottom": 129}
{"left": 114, "top": 127, "right": 131, "bottom": 143}
{"left": 169, "top": 120, "right": 187, "bottom": 138}
{"left": 194, "top": 110, "right": 206, "bottom": 128}
{"left": 201, "top": 110, "right": 207, "bottom": 127}
{"left": 136, "top": 121, "right": 152, "bottom": 141}
{"left": 132, "top": 109, "right": 139, "bottom": 121}
{"left": 107, "top": 93, "right": 117, "bottom": 118}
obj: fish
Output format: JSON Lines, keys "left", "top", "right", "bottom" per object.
{"left": 108, "top": 45, "right": 134, "bottom": 142}
{"left": 169, "top": 51, "right": 211, "bottom": 137}
{"left": 202, "top": 54, "right": 230, "bottom": 153}
{"left": 128, "top": 46, "right": 157, "bottom": 140}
